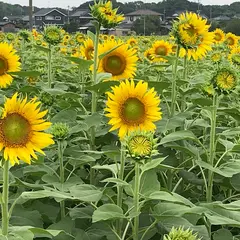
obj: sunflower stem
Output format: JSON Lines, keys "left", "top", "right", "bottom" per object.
{"left": 170, "top": 45, "right": 180, "bottom": 117}
{"left": 58, "top": 140, "right": 65, "bottom": 219}
{"left": 2, "top": 160, "right": 9, "bottom": 236}
{"left": 133, "top": 162, "right": 140, "bottom": 240}
{"left": 181, "top": 55, "right": 188, "bottom": 112}
{"left": 89, "top": 23, "right": 100, "bottom": 185}
{"left": 116, "top": 144, "right": 126, "bottom": 235}
{"left": 206, "top": 93, "right": 218, "bottom": 203}
{"left": 48, "top": 44, "right": 52, "bottom": 88}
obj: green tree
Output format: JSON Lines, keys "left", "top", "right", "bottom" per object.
{"left": 225, "top": 19, "right": 240, "bottom": 35}
{"left": 132, "top": 15, "right": 161, "bottom": 35}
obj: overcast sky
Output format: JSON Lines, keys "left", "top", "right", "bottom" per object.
{"left": 2, "top": 0, "right": 237, "bottom": 9}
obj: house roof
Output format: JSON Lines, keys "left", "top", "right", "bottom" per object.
{"left": 0, "top": 22, "right": 15, "bottom": 26}
{"left": 126, "top": 9, "right": 163, "bottom": 16}
{"left": 117, "top": 22, "right": 133, "bottom": 30}
{"left": 70, "top": 9, "right": 91, "bottom": 17}
{"left": 35, "top": 8, "right": 67, "bottom": 17}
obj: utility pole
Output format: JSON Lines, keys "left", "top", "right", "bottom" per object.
{"left": 67, "top": 5, "right": 70, "bottom": 24}
{"left": 29, "top": 0, "right": 33, "bottom": 30}
{"left": 197, "top": 0, "right": 200, "bottom": 15}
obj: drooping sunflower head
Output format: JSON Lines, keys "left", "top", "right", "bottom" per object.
{"left": 98, "top": 40, "right": 138, "bottom": 80}
{"left": 75, "top": 33, "right": 85, "bottom": 43}
{"left": 212, "top": 67, "right": 238, "bottom": 94}
{"left": 0, "top": 42, "right": 21, "bottom": 88}
{"left": 124, "top": 130, "right": 158, "bottom": 162}
{"left": 105, "top": 80, "right": 162, "bottom": 139}
{"left": 213, "top": 28, "right": 225, "bottom": 44}
{"left": 164, "top": 227, "right": 201, "bottom": 240}
{"left": 90, "top": 0, "right": 125, "bottom": 28}
{"left": 150, "top": 40, "right": 172, "bottom": 62}
{"left": 80, "top": 38, "right": 94, "bottom": 60}
{"left": 172, "top": 12, "right": 214, "bottom": 60}
{"left": 127, "top": 38, "right": 138, "bottom": 47}
{"left": 32, "top": 29, "right": 38, "bottom": 38}
{"left": 43, "top": 25, "right": 63, "bottom": 45}
{"left": 144, "top": 49, "right": 154, "bottom": 62}
{"left": 228, "top": 47, "right": 240, "bottom": 67}
{"left": 18, "top": 30, "right": 31, "bottom": 42}
{"left": 225, "top": 33, "right": 238, "bottom": 48}
{"left": 0, "top": 93, "right": 54, "bottom": 165}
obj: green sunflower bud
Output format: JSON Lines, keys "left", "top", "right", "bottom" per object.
{"left": 43, "top": 26, "right": 63, "bottom": 45}
{"left": 202, "top": 84, "right": 215, "bottom": 97}
{"left": 124, "top": 130, "right": 158, "bottom": 162}
{"left": 50, "top": 123, "right": 69, "bottom": 140}
{"left": 212, "top": 67, "right": 238, "bottom": 94}
{"left": 164, "top": 227, "right": 201, "bottom": 240}
{"left": 6, "top": 33, "right": 14, "bottom": 41}
{"left": 40, "top": 92, "right": 54, "bottom": 106}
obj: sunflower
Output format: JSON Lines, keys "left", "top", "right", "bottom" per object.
{"left": 105, "top": 80, "right": 162, "bottom": 138}
{"left": 225, "top": 33, "right": 238, "bottom": 48}
{"left": 0, "top": 42, "right": 21, "bottom": 88}
{"left": 144, "top": 49, "right": 154, "bottom": 62}
{"left": 213, "top": 28, "right": 225, "bottom": 44}
{"left": 98, "top": 40, "right": 138, "bottom": 80}
{"left": 0, "top": 33, "right": 5, "bottom": 42}
{"left": 127, "top": 38, "right": 138, "bottom": 47}
{"left": 150, "top": 40, "right": 172, "bottom": 62}
{"left": 0, "top": 93, "right": 54, "bottom": 165}
{"left": 75, "top": 33, "right": 85, "bottom": 44}
{"left": 80, "top": 38, "right": 94, "bottom": 60}
{"left": 228, "top": 47, "right": 240, "bottom": 67}
{"left": 172, "top": 12, "right": 213, "bottom": 60}
{"left": 110, "top": 35, "right": 115, "bottom": 40}
{"left": 211, "top": 52, "right": 222, "bottom": 63}
{"left": 212, "top": 68, "right": 237, "bottom": 93}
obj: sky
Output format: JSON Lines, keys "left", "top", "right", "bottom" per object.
{"left": 2, "top": 0, "right": 237, "bottom": 9}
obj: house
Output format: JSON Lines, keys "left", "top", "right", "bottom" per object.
{"left": 70, "top": 9, "right": 92, "bottom": 24}
{"left": 212, "top": 15, "right": 231, "bottom": 21}
{"left": 0, "top": 22, "right": 16, "bottom": 32}
{"left": 34, "top": 8, "right": 67, "bottom": 29}
{"left": 125, "top": 9, "right": 163, "bottom": 23}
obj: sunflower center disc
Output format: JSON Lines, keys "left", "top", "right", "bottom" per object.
{"left": 156, "top": 46, "right": 167, "bottom": 56}
{"left": 227, "top": 37, "right": 234, "bottom": 46}
{"left": 122, "top": 98, "right": 145, "bottom": 123}
{"left": 186, "top": 25, "right": 197, "bottom": 37}
{"left": 105, "top": 55, "right": 126, "bottom": 75}
{"left": 0, "top": 57, "right": 8, "bottom": 75}
{"left": 214, "top": 33, "right": 222, "bottom": 41}
{"left": 2, "top": 113, "right": 30, "bottom": 145}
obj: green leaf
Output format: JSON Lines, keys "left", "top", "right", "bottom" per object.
{"left": 92, "top": 204, "right": 125, "bottom": 223}
{"left": 96, "top": 72, "right": 112, "bottom": 83}
{"left": 9, "top": 71, "right": 41, "bottom": 77}
{"left": 231, "top": 173, "right": 240, "bottom": 191}
{"left": 87, "top": 81, "right": 119, "bottom": 94}
{"left": 213, "top": 229, "right": 233, "bottom": 240}
{"left": 140, "top": 157, "right": 165, "bottom": 173}
{"left": 101, "top": 178, "right": 129, "bottom": 186}
{"left": 65, "top": 57, "right": 93, "bottom": 70}
{"left": 69, "top": 185, "right": 102, "bottom": 202}
{"left": 147, "top": 81, "right": 171, "bottom": 94}
{"left": 51, "top": 109, "right": 77, "bottom": 124}
{"left": 69, "top": 206, "right": 94, "bottom": 220}
{"left": 83, "top": 112, "right": 102, "bottom": 129}
{"left": 93, "top": 164, "right": 120, "bottom": 176}
{"left": 160, "top": 130, "right": 199, "bottom": 145}
{"left": 34, "top": 45, "right": 50, "bottom": 53}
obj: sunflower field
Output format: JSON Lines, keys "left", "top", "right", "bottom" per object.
{"left": 0, "top": 1, "right": 240, "bottom": 240}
